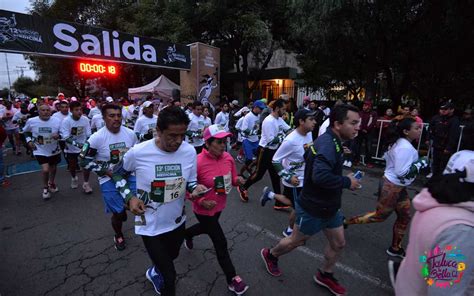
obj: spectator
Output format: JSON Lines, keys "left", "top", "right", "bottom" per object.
{"left": 309, "top": 100, "right": 318, "bottom": 112}
{"left": 355, "top": 100, "right": 378, "bottom": 168}
{"left": 428, "top": 101, "right": 461, "bottom": 176}
{"left": 394, "top": 104, "right": 413, "bottom": 121}
{"left": 0, "top": 123, "right": 10, "bottom": 187}
{"left": 462, "top": 108, "right": 472, "bottom": 126}
{"left": 299, "top": 96, "right": 310, "bottom": 110}
{"left": 411, "top": 107, "right": 423, "bottom": 126}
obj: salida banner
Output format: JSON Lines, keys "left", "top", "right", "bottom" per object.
{"left": 0, "top": 9, "right": 190, "bottom": 70}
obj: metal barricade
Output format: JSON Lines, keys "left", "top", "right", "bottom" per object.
{"left": 371, "top": 119, "right": 466, "bottom": 162}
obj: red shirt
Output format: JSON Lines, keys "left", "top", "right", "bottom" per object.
{"left": 192, "top": 148, "right": 239, "bottom": 216}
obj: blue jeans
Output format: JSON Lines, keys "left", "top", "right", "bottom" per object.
{"left": 0, "top": 147, "right": 4, "bottom": 182}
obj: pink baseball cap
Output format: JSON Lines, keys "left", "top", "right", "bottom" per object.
{"left": 203, "top": 124, "right": 232, "bottom": 141}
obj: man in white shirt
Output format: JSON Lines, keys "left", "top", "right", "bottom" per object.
{"left": 186, "top": 101, "right": 206, "bottom": 154}
{"left": 79, "top": 104, "right": 138, "bottom": 251}
{"left": 23, "top": 103, "right": 62, "bottom": 199}
{"left": 215, "top": 102, "right": 230, "bottom": 131}
{"left": 261, "top": 109, "right": 316, "bottom": 236}
{"left": 60, "top": 101, "right": 93, "bottom": 193}
{"left": 52, "top": 100, "right": 70, "bottom": 123}
{"left": 238, "top": 99, "right": 290, "bottom": 207}
{"left": 112, "top": 106, "right": 208, "bottom": 295}
{"left": 12, "top": 103, "right": 32, "bottom": 155}
{"left": 238, "top": 101, "right": 265, "bottom": 190}
{"left": 134, "top": 101, "right": 158, "bottom": 142}
{"left": 0, "top": 100, "right": 20, "bottom": 155}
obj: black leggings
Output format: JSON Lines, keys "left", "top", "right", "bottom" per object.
{"left": 243, "top": 147, "right": 283, "bottom": 205}
{"left": 142, "top": 224, "right": 185, "bottom": 296}
{"left": 185, "top": 212, "right": 236, "bottom": 284}
{"left": 111, "top": 211, "right": 127, "bottom": 238}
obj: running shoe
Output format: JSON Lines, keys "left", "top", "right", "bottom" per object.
{"left": 260, "top": 248, "right": 282, "bottom": 277}
{"left": 71, "top": 177, "right": 78, "bottom": 189}
{"left": 237, "top": 185, "right": 249, "bottom": 202}
{"left": 236, "top": 155, "right": 245, "bottom": 164}
{"left": 184, "top": 238, "right": 194, "bottom": 250}
{"left": 282, "top": 228, "right": 293, "bottom": 237}
{"left": 82, "top": 182, "right": 93, "bottom": 194}
{"left": 48, "top": 182, "right": 59, "bottom": 193}
{"left": 314, "top": 269, "right": 346, "bottom": 296}
{"left": 426, "top": 173, "right": 433, "bottom": 179}
{"left": 386, "top": 247, "right": 406, "bottom": 259}
{"left": 114, "top": 235, "right": 126, "bottom": 251}
{"left": 0, "top": 179, "right": 11, "bottom": 188}
{"left": 145, "top": 266, "right": 164, "bottom": 295}
{"left": 228, "top": 275, "right": 249, "bottom": 295}
{"left": 388, "top": 259, "right": 400, "bottom": 289}
{"left": 260, "top": 186, "right": 271, "bottom": 207}
{"left": 42, "top": 188, "right": 51, "bottom": 200}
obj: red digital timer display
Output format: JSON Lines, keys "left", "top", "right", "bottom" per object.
{"left": 78, "top": 62, "right": 117, "bottom": 75}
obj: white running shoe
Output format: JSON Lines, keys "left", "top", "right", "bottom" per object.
{"left": 48, "top": 182, "right": 59, "bottom": 193}
{"left": 71, "top": 177, "right": 78, "bottom": 189}
{"left": 42, "top": 188, "right": 51, "bottom": 200}
{"left": 82, "top": 182, "right": 93, "bottom": 194}
{"left": 426, "top": 173, "right": 433, "bottom": 179}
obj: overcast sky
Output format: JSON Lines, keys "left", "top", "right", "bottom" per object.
{"left": 0, "top": 0, "right": 36, "bottom": 89}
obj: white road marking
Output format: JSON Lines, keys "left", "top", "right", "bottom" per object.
{"left": 245, "top": 222, "right": 392, "bottom": 291}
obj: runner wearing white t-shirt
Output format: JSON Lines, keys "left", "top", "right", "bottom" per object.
{"left": 53, "top": 100, "right": 70, "bottom": 160}
{"left": 346, "top": 117, "right": 428, "bottom": 258}
{"left": 261, "top": 109, "right": 316, "bottom": 237}
{"left": 60, "top": 101, "right": 92, "bottom": 193}
{"left": 215, "top": 102, "right": 230, "bottom": 131}
{"left": 186, "top": 101, "right": 206, "bottom": 154}
{"left": 239, "top": 99, "right": 290, "bottom": 207}
{"left": 12, "top": 103, "right": 32, "bottom": 156}
{"left": 112, "top": 106, "right": 208, "bottom": 296}
{"left": 134, "top": 101, "right": 157, "bottom": 142}
{"left": 237, "top": 102, "right": 265, "bottom": 190}
{"left": 23, "top": 103, "right": 62, "bottom": 200}
{"left": 91, "top": 113, "right": 105, "bottom": 132}
{"left": 79, "top": 104, "right": 138, "bottom": 251}
{"left": 0, "top": 100, "right": 21, "bottom": 155}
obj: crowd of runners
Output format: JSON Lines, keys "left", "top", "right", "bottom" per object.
{"left": 0, "top": 93, "right": 472, "bottom": 296}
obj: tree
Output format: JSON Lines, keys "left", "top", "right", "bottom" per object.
{"left": 12, "top": 76, "right": 37, "bottom": 97}
{"left": 0, "top": 88, "right": 9, "bottom": 98}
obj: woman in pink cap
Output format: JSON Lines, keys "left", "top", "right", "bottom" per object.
{"left": 184, "top": 124, "right": 249, "bottom": 295}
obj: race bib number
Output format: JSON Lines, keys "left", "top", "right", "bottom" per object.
{"left": 71, "top": 126, "right": 84, "bottom": 136}
{"left": 37, "top": 135, "right": 53, "bottom": 145}
{"left": 214, "top": 172, "right": 232, "bottom": 195}
{"left": 109, "top": 142, "right": 128, "bottom": 164}
{"left": 150, "top": 177, "right": 186, "bottom": 203}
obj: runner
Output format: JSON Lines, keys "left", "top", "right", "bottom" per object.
{"left": 238, "top": 99, "right": 290, "bottom": 209}
{"left": 52, "top": 100, "right": 70, "bottom": 123}
{"left": 134, "top": 101, "right": 157, "bottom": 142}
{"left": 23, "top": 103, "right": 62, "bottom": 200}
{"left": 1, "top": 100, "right": 20, "bottom": 155}
{"left": 234, "top": 107, "right": 250, "bottom": 165}
{"left": 12, "top": 103, "right": 32, "bottom": 156}
{"left": 90, "top": 100, "right": 106, "bottom": 133}
{"left": 215, "top": 102, "right": 230, "bottom": 131}
{"left": 60, "top": 101, "right": 93, "bottom": 193}
{"left": 237, "top": 101, "right": 265, "bottom": 199}
{"left": 184, "top": 124, "right": 249, "bottom": 295}
{"left": 202, "top": 106, "right": 212, "bottom": 128}
{"left": 112, "top": 106, "right": 208, "bottom": 296}
{"left": 260, "top": 109, "right": 316, "bottom": 237}
{"left": 260, "top": 104, "right": 361, "bottom": 296}
{"left": 186, "top": 101, "right": 206, "bottom": 154}
{"left": 345, "top": 117, "right": 428, "bottom": 258}
{"left": 79, "top": 103, "right": 137, "bottom": 250}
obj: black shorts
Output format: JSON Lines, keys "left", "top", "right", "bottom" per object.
{"left": 283, "top": 186, "right": 302, "bottom": 208}
{"left": 36, "top": 154, "right": 61, "bottom": 165}
{"left": 66, "top": 152, "right": 80, "bottom": 162}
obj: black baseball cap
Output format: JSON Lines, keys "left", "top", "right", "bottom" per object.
{"left": 440, "top": 101, "right": 454, "bottom": 109}
{"left": 294, "top": 109, "right": 316, "bottom": 123}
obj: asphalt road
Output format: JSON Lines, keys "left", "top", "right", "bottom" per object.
{"left": 0, "top": 153, "right": 423, "bottom": 296}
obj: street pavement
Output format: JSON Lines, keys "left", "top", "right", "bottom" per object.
{"left": 0, "top": 152, "right": 423, "bottom": 296}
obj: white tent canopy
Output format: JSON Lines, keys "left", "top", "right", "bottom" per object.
{"left": 128, "top": 75, "right": 180, "bottom": 101}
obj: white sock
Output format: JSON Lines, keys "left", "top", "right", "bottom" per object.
{"left": 268, "top": 192, "right": 275, "bottom": 199}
